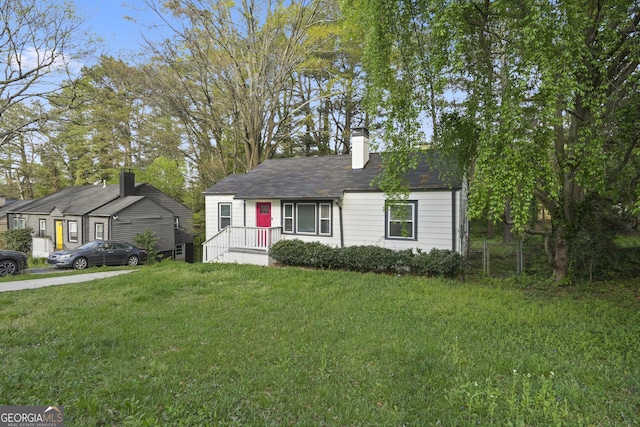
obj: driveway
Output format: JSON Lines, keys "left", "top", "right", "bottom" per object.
{"left": 0, "top": 270, "right": 136, "bottom": 293}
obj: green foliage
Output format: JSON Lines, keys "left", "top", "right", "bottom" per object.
{"left": 270, "top": 239, "right": 461, "bottom": 278}
{"left": 137, "top": 156, "right": 186, "bottom": 202}
{"left": 1, "top": 228, "right": 33, "bottom": 253}
{"left": 133, "top": 230, "right": 160, "bottom": 263}
{"left": 344, "top": 0, "right": 640, "bottom": 282}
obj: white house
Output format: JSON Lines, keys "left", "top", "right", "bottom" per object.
{"left": 203, "top": 128, "right": 468, "bottom": 265}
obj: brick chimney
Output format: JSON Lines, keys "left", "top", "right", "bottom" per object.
{"left": 351, "top": 127, "right": 369, "bottom": 170}
{"left": 119, "top": 169, "right": 136, "bottom": 198}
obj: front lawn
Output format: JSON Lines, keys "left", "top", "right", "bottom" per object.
{"left": 0, "top": 262, "right": 638, "bottom": 425}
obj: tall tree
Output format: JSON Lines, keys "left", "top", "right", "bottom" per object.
{"left": 0, "top": 0, "right": 90, "bottom": 147}
{"left": 343, "top": 0, "right": 640, "bottom": 282}
{"left": 146, "top": 0, "right": 337, "bottom": 173}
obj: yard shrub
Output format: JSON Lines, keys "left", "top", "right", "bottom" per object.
{"left": 341, "top": 245, "right": 398, "bottom": 273}
{"left": 134, "top": 230, "right": 160, "bottom": 263}
{"left": 1, "top": 228, "right": 33, "bottom": 253}
{"left": 270, "top": 239, "right": 462, "bottom": 277}
{"left": 411, "top": 248, "right": 463, "bottom": 278}
{"left": 268, "top": 239, "right": 310, "bottom": 266}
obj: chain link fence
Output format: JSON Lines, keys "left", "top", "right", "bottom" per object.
{"left": 465, "top": 239, "right": 550, "bottom": 278}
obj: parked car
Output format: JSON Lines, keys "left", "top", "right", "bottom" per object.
{"left": 0, "top": 250, "right": 29, "bottom": 277}
{"left": 47, "top": 241, "right": 147, "bottom": 270}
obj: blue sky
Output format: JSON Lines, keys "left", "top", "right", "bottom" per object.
{"left": 73, "top": 0, "right": 163, "bottom": 56}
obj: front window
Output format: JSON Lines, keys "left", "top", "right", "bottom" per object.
{"left": 319, "top": 203, "right": 331, "bottom": 235}
{"left": 39, "top": 219, "right": 46, "bottom": 237}
{"left": 283, "top": 203, "right": 294, "bottom": 233}
{"left": 219, "top": 203, "right": 231, "bottom": 230}
{"left": 281, "top": 201, "right": 332, "bottom": 236}
{"left": 95, "top": 223, "right": 104, "bottom": 240}
{"left": 13, "top": 218, "right": 26, "bottom": 229}
{"left": 386, "top": 201, "right": 417, "bottom": 240}
{"left": 68, "top": 221, "right": 78, "bottom": 243}
{"left": 297, "top": 204, "right": 316, "bottom": 234}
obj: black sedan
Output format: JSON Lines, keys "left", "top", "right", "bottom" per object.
{"left": 0, "top": 250, "right": 28, "bottom": 276}
{"left": 47, "top": 241, "right": 147, "bottom": 270}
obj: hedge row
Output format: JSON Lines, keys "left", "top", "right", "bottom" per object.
{"left": 269, "top": 239, "right": 462, "bottom": 278}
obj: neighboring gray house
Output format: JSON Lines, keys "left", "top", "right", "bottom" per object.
{"left": 0, "top": 197, "right": 32, "bottom": 232}
{"left": 7, "top": 171, "right": 194, "bottom": 262}
{"left": 203, "top": 128, "right": 468, "bottom": 266}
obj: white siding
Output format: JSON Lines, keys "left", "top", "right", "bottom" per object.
{"left": 205, "top": 195, "right": 235, "bottom": 240}
{"left": 341, "top": 190, "right": 457, "bottom": 252}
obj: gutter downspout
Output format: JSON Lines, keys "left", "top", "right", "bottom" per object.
{"left": 336, "top": 197, "right": 344, "bottom": 248}
{"left": 451, "top": 189, "right": 457, "bottom": 253}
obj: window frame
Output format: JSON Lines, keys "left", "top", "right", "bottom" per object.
{"left": 281, "top": 201, "right": 332, "bottom": 237}
{"left": 319, "top": 203, "right": 332, "bottom": 235}
{"left": 95, "top": 222, "right": 105, "bottom": 240}
{"left": 38, "top": 219, "right": 47, "bottom": 237}
{"left": 283, "top": 203, "right": 294, "bottom": 233}
{"left": 385, "top": 200, "right": 418, "bottom": 241}
{"left": 13, "top": 217, "right": 26, "bottom": 229}
{"left": 296, "top": 203, "right": 317, "bottom": 234}
{"left": 68, "top": 221, "right": 78, "bottom": 243}
{"left": 218, "top": 202, "right": 232, "bottom": 230}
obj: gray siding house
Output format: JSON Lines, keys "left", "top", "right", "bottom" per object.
{"left": 203, "top": 128, "right": 468, "bottom": 266}
{"left": 8, "top": 171, "right": 194, "bottom": 262}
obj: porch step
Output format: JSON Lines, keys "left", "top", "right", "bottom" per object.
{"left": 229, "top": 247, "right": 268, "bottom": 255}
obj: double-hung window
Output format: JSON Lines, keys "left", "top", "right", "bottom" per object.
{"left": 13, "top": 218, "right": 26, "bottom": 229}
{"left": 39, "top": 219, "right": 47, "bottom": 236}
{"left": 95, "top": 223, "right": 105, "bottom": 240}
{"left": 386, "top": 201, "right": 417, "bottom": 240}
{"left": 219, "top": 203, "right": 231, "bottom": 230}
{"left": 283, "top": 203, "right": 294, "bottom": 233}
{"left": 282, "top": 201, "right": 332, "bottom": 236}
{"left": 68, "top": 221, "right": 78, "bottom": 243}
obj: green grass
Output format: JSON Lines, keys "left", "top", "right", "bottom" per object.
{"left": 1, "top": 262, "right": 639, "bottom": 426}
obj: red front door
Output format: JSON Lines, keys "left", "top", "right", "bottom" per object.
{"left": 256, "top": 203, "right": 272, "bottom": 227}
{"left": 256, "top": 202, "right": 271, "bottom": 247}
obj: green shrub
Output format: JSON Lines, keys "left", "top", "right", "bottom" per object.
{"left": 134, "top": 230, "right": 160, "bottom": 263}
{"left": 270, "top": 239, "right": 462, "bottom": 278}
{"left": 341, "top": 245, "right": 398, "bottom": 273}
{"left": 268, "top": 239, "right": 310, "bottom": 267}
{"left": 1, "top": 228, "right": 33, "bottom": 253}
{"left": 411, "top": 248, "right": 463, "bottom": 278}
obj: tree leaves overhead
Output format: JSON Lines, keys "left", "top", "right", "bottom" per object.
{"left": 0, "top": 0, "right": 92, "bottom": 146}
{"left": 343, "top": 0, "right": 640, "bottom": 282}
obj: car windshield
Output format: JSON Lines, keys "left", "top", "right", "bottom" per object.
{"left": 77, "top": 242, "right": 104, "bottom": 250}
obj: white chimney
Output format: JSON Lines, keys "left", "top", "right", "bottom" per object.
{"left": 351, "top": 127, "right": 370, "bottom": 169}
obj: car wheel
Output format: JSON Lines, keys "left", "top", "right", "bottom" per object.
{"left": 73, "top": 257, "right": 89, "bottom": 270}
{"left": 127, "top": 255, "right": 139, "bottom": 266}
{"left": 0, "top": 260, "right": 18, "bottom": 277}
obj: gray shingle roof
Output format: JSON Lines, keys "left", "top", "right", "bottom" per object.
{"left": 9, "top": 184, "right": 130, "bottom": 215}
{"left": 204, "top": 152, "right": 457, "bottom": 199}
{"left": 90, "top": 196, "right": 147, "bottom": 216}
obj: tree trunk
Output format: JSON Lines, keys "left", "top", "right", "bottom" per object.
{"left": 551, "top": 232, "right": 570, "bottom": 283}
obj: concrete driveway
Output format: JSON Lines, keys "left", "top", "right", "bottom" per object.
{"left": 0, "top": 270, "right": 136, "bottom": 293}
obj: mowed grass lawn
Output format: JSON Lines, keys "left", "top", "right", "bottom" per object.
{"left": 1, "top": 262, "right": 639, "bottom": 426}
